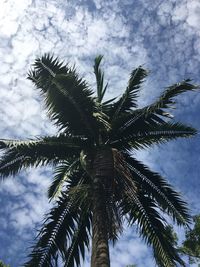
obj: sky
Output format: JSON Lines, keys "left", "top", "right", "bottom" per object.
{"left": 0, "top": 0, "right": 200, "bottom": 266}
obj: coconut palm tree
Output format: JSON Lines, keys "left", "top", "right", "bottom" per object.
{"left": 0, "top": 54, "right": 198, "bottom": 267}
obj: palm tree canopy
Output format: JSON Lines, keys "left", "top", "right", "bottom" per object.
{"left": 0, "top": 54, "right": 198, "bottom": 267}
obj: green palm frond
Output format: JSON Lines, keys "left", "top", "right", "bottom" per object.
{"left": 49, "top": 165, "right": 91, "bottom": 203}
{"left": 93, "top": 56, "right": 112, "bottom": 137}
{"left": 0, "top": 135, "right": 87, "bottom": 150}
{"left": 28, "top": 54, "right": 97, "bottom": 139}
{"left": 0, "top": 135, "right": 83, "bottom": 179}
{"left": 64, "top": 184, "right": 92, "bottom": 267}
{"left": 25, "top": 183, "right": 92, "bottom": 267}
{"left": 149, "top": 80, "right": 198, "bottom": 117}
{"left": 110, "top": 109, "right": 165, "bottom": 140}
{"left": 122, "top": 193, "right": 185, "bottom": 267}
{"left": 94, "top": 55, "right": 108, "bottom": 103}
{"left": 129, "top": 122, "right": 196, "bottom": 149}
{"left": 112, "top": 122, "right": 197, "bottom": 150}
{"left": 48, "top": 159, "right": 80, "bottom": 201}
{"left": 102, "top": 97, "right": 117, "bottom": 107}
{"left": 48, "top": 158, "right": 79, "bottom": 200}
{"left": 137, "top": 195, "right": 185, "bottom": 267}
{"left": 125, "top": 155, "right": 191, "bottom": 225}
{"left": 24, "top": 194, "right": 78, "bottom": 267}
{"left": 110, "top": 80, "right": 198, "bottom": 141}
{"left": 111, "top": 149, "right": 139, "bottom": 241}
{"left": 136, "top": 80, "right": 198, "bottom": 122}
{"left": 111, "top": 67, "right": 148, "bottom": 121}
{"left": 106, "top": 201, "right": 123, "bottom": 243}
{"left": 64, "top": 209, "right": 91, "bottom": 267}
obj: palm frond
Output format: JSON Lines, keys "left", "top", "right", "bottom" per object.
{"left": 112, "top": 150, "right": 188, "bottom": 265}
{"left": 0, "top": 135, "right": 83, "bottom": 179}
{"left": 124, "top": 155, "right": 191, "bottom": 225}
{"left": 102, "top": 97, "right": 117, "bottom": 106}
{"left": 63, "top": 184, "right": 92, "bottom": 267}
{"left": 48, "top": 159, "right": 80, "bottom": 201}
{"left": 138, "top": 195, "right": 185, "bottom": 267}
{"left": 150, "top": 80, "right": 198, "bottom": 115}
{"left": 111, "top": 67, "right": 148, "bottom": 121}
{"left": 94, "top": 55, "right": 107, "bottom": 103}
{"left": 111, "top": 122, "right": 197, "bottom": 150}
{"left": 101, "top": 178, "right": 123, "bottom": 243}
{"left": 24, "top": 194, "right": 78, "bottom": 267}
{"left": 64, "top": 210, "right": 91, "bottom": 267}
{"left": 121, "top": 192, "right": 185, "bottom": 267}
{"left": 110, "top": 109, "right": 165, "bottom": 139}
{"left": 28, "top": 54, "right": 97, "bottom": 139}
{"left": 140, "top": 79, "right": 198, "bottom": 120}
{"left": 110, "top": 80, "right": 198, "bottom": 144}
{"left": 24, "top": 180, "right": 92, "bottom": 267}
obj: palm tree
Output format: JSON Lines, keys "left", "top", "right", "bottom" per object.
{"left": 0, "top": 54, "right": 198, "bottom": 267}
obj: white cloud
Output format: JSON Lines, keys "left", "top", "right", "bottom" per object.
{"left": 186, "top": 0, "right": 200, "bottom": 28}
{"left": 0, "top": 177, "right": 26, "bottom": 196}
{"left": 172, "top": 0, "right": 200, "bottom": 34}
{"left": 88, "top": 20, "right": 108, "bottom": 44}
{"left": 0, "top": 0, "right": 32, "bottom": 37}
{"left": 172, "top": 3, "right": 188, "bottom": 22}
{"left": 93, "top": 0, "right": 103, "bottom": 9}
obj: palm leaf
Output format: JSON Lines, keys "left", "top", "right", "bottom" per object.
{"left": 137, "top": 195, "right": 185, "bottom": 267}
{"left": 110, "top": 80, "right": 199, "bottom": 143}
{"left": 124, "top": 155, "right": 191, "bottom": 225}
{"left": 0, "top": 135, "right": 83, "bottom": 179}
{"left": 24, "top": 194, "right": 79, "bottom": 267}
{"left": 64, "top": 210, "right": 91, "bottom": 267}
{"left": 28, "top": 54, "right": 97, "bottom": 139}
{"left": 140, "top": 79, "right": 198, "bottom": 120}
{"left": 111, "top": 67, "right": 148, "bottom": 121}
{"left": 118, "top": 80, "right": 198, "bottom": 139}
{"left": 94, "top": 55, "right": 107, "bottom": 103}
{"left": 113, "top": 150, "right": 190, "bottom": 267}
{"left": 121, "top": 192, "right": 185, "bottom": 267}
{"left": 64, "top": 185, "right": 92, "bottom": 267}
{"left": 111, "top": 122, "right": 197, "bottom": 150}
{"left": 150, "top": 79, "right": 198, "bottom": 115}
{"left": 48, "top": 159, "right": 80, "bottom": 201}
{"left": 24, "top": 176, "right": 92, "bottom": 267}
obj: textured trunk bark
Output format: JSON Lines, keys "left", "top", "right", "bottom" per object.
{"left": 90, "top": 148, "right": 113, "bottom": 267}
{"left": 90, "top": 177, "right": 110, "bottom": 267}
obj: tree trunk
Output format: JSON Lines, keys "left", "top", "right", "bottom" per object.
{"left": 90, "top": 177, "right": 110, "bottom": 267}
{"left": 90, "top": 148, "right": 113, "bottom": 267}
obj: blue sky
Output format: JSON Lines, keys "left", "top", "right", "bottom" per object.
{"left": 0, "top": 0, "right": 200, "bottom": 266}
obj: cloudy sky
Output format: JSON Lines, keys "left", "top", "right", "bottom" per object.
{"left": 0, "top": 0, "right": 200, "bottom": 266}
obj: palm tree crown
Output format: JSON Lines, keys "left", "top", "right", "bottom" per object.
{"left": 0, "top": 54, "right": 198, "bottom": 267}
